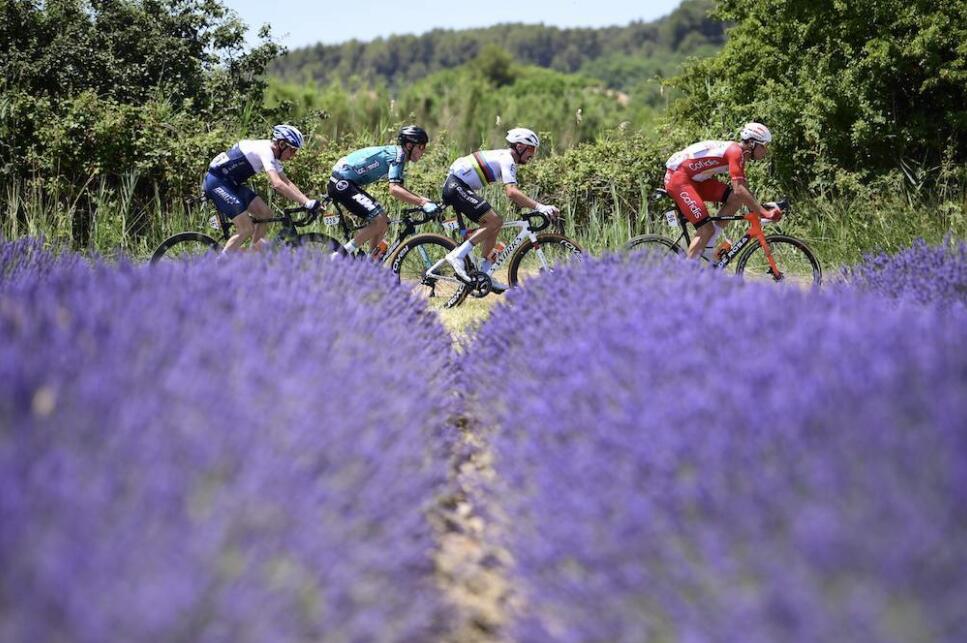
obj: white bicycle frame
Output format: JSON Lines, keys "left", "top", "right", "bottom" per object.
{"left": 422, "top": 217, "right": 550, "bottom": 283}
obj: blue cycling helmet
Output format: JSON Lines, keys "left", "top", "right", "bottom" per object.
{"left": 272, "top": 124, "right": 305, "bottom": 149}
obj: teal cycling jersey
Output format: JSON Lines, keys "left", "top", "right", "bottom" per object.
{"left": 331, "top": 145, "right": 406, "bottom": 186}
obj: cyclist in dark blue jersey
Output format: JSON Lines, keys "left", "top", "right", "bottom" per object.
{"left": 328, "top": 125, "right": 440, "bottom": 258}
{"left": 204, "top": 124, "right": 319, "bottom": 252}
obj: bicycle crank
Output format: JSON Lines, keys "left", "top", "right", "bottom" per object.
{"left": 468, "top": 270, "right": 492, "bottom": 298}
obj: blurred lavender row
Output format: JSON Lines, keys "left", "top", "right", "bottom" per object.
{"left": 466, "top": 250, "right": 967, "bottom": 642}
{"left": 842, "top": 236, "right": 967, "bottom": 307}
{"left": 0, "top": 239, "right": 455, "bottom": 642}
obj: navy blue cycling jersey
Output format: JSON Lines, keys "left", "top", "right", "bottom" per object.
{"left": 208, "top": 140, "right": 283, "bottom": 185}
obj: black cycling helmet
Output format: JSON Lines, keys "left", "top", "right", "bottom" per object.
{"left": 397, "top": 125, "right": 429, "bottom": 147}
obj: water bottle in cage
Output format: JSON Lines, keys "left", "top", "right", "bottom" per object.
{"left": 487, "top": 242, "right": 506, "bottom": 262}
{"left": 371, "top": 239, "right": 389, "bottom": 261}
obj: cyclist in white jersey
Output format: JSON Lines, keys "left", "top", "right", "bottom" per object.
{"left": 443, "top": 127, "right": 559, "bottom": 290}
{"left": 204, "top": 124, "right": 319, "bottom": 253}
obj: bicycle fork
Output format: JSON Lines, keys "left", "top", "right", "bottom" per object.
{"left": 746, "top": 214, "right": 784, "bottom": 280}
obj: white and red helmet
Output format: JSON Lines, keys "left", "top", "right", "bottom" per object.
{"left": 740, "top": 122, "right": 772, "bottom": 144}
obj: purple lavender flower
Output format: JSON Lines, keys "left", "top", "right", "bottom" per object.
{"left": 842, "top": 237, "right": 967, "bottom": 308}
{"left": 466, "top": 251, "right": 967, "bottom": 643}
{"left": 0, "top": 245, "right": 456, "bottom": 642}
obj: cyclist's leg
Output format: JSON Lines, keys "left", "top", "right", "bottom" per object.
{"left": 666, "top": 171, "right": 713, "bottom": 259}
{"left": 327, "top": 177, "right": 383, "bottom": 255}
{"left": 699, "top": 181, "right": 735, "bottom": 258}
{"left": 477, "top": 211, "right": 503, "bottom": 260}
{"left": 204, "top": 174, "right": 257, "bottom": 253}
{"left": 442, "top": 175, "right": 494, "bottom": 271}
{"left": 354, "top": 213, "right": 389, "bottom": 251}
{"left": 246, "top": 194, "right": 273, "bottom": 250}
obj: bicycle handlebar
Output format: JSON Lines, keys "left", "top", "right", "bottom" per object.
{"left": 398, "top": 203, "right": 450, "bottom": 226}
{"left": 520, "top": 211, "right": 562, "bottom": 233}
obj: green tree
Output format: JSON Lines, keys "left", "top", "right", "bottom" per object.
{"left": 668, "top": 0, "right": 967, "bottom": 189}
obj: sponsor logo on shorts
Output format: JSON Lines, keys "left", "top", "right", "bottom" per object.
{"left": 214, "top": 187, "right": 240, "bottom": 206}
{"left": 352, "top": 193, "right": 377, "bottom": 211}
{"left": 336, "top": 180, "right": 349, "bottom": 191}
{"left": 679, "top": 191, "right": 705, "bottom": 219}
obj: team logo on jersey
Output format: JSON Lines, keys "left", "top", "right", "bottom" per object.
{"left": 687, "top": 158, "right": 720, "bottom": 171}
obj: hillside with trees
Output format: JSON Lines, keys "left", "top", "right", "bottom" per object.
{"left": 270, "top": 0, "right": 725, "bottom": 91}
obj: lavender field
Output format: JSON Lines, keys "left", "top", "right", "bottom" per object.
{"left": 0, "top": 239, "right": 456, "bottom": 642}
{"left": 465, "top": 241, "right": 966, "bottom": 642}
{"left": 1, "top": 237, "right": 965, "bottom": 642}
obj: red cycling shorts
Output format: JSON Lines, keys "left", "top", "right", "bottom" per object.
{"left": 664, "top": 169, "right": 730, "bottom": 226}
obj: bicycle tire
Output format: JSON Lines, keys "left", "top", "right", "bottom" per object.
{"left": 294, "top": 232, "right": 341, "bottom": 253}
{"left": 150, "top": 232, "right": 220, "bottom": 264}
{"left": 391, "top": 233, "right": 468, "bottom": 309}
{"left": 625, "top": 234, "right": 683, "bottom": 256}
{"left": 507, "top": 233, "right": 583, "bottom": 286}
{"left": 735, "top": 234, "right": 822, "bottom": 288}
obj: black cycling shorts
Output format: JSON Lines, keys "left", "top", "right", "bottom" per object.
{"left": 441, "top": 175, "right": 492, "bottom": 222}
{"left": 327, "top": 177, "right": 384, "bottom": 221}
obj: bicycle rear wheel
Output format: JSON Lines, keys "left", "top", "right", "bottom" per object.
{"left": 507, "top": 233, "right": 583, "bottom": 286}
{"left": 391, "top": 233, "right": 468, "bottom": 309}
{"left": 150, "top": 232, "right": 220, "bottom": 264}
{"left": 625, "top": 234, "right": 683, "bottom": 264}
{"left": 735, "top": 235, "right": 822, "bottom": 288}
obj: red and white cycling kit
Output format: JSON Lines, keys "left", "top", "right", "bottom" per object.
{"left": 664, "top": 141, "right": 746, "bottom": 226}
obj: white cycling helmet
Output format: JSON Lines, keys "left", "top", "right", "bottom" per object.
{"left": 272, "top": 124, "right": 305, "bottom": 149}
{"left": 506, "top": 127, "right": 540, "bottom": 148}
{"left": 740, "top": 122, "right": 772, "bottom": 144}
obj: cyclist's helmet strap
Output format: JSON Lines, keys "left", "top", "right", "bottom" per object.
{"left": 398, "top": 125, "right": 429, "bottom": 146}
{"left": 272, "top": 124, "right": 305, "bottom": 149}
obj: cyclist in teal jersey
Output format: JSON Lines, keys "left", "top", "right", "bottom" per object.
{"left": 328, "top": 126, "right": 440, "bottom": 258}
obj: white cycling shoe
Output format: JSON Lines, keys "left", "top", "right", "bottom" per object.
{"left": 489, "top": 278, "right": 508, "bottom": 293}
{"left": 445, "top": 250, "right": 471, "bottom": 281}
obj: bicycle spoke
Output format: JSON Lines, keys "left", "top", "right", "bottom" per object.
{"left": 509, "top": 233, "right": 583, "bottom": 286}
{"left": 394, "top": 235, "right": 467, "bottom": 309}
{"left": 737, "top": 236, "right": 822, "bottom": 288}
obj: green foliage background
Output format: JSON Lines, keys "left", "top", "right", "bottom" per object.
{"left": 0, "top": 0, "right": 963, "bottom": 261}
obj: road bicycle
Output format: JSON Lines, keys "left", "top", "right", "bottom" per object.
{"left": 391, "top": 210, "right": 583, "bottom": 309}
{"left": 150, "top": 197, "right": 334, "bottom": 263}
{"left": 151, "top": 196, "right": 439, "bottom": 264}
{"left": 626, "top": 189, "right": 822, "bottom": 287}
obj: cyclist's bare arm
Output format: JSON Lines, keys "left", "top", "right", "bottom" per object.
{"left": 388, "top": 183, "right": 431, "bottom": 207}
{"left": 266, "top": 169, "right": 311, "bottom": 206}
{"left": 504, "top": 185, "right": 540, "bottom": 210}
{"left": 731, "top": 181, "right": 767, "bottom": 215}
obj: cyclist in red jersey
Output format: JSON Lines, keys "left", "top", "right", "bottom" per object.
{"left": 663, "top": 122, "right": 782, "bottom": 260}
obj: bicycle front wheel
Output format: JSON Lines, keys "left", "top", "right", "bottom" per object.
{"left": 391, "top": 233, "right": 468, "bottom": 309}
{"left": 507, "top": 233, "right": 583, "bottom": 287}
{"left": 150, "top": 232, "right": 220, "bottom": 264}
{"left": 294, "top": 232, "right": 341, "bottom": 254}
{"left": 735, "top": 234, "right": 822, "bottom": 288}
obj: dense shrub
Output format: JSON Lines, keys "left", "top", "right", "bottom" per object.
{"left": 465, "top": 253, "right": 967, "bottom": 642}
{"left": 0, "top": 241, "right": 455, "bottom": 641}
